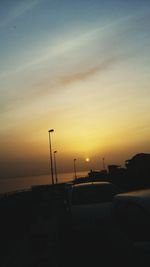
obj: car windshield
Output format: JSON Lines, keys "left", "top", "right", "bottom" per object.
{"left": 72, "top": 183, "right": 118, "bottom": 205}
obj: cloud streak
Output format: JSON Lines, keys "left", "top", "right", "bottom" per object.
{"left": 0, "top": 55, "right": 122, "bottom": 115}
{"left": 0, "top": 15, "right": 131, "bottom": 78}
{"left": 0, "top": 0, "right": 42, "bottom": 28}
{"left": 58, "top": 57, "right": 121, "bottom": 86}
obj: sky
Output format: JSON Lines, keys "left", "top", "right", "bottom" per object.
{"left": 0, "top": 0, "right": 150, "bottom": 179}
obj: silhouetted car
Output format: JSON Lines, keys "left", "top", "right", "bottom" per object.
{"left": 62, "top": 182, "right": 127, "bottom": 267}
{"left": 113, "top": 189, "right": 150, "bottom": 264}
{"left": 68, "top": 181, "right": 120, "bottom": 202}
{"left": 113, "top": 189, "right": 150, "bottom": 241}
{"left": 65, "top": 181, "right": 121, "bottom": 230}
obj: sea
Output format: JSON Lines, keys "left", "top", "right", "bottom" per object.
{"left": 0, "top": 171, "right": 88, "bottom": 194}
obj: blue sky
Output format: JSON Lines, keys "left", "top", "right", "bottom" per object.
{"left": 0, "top": 0, "right": 149, "bottom": 74}
{"left": 0, "top": 0, "right": 150, "bottom": 178}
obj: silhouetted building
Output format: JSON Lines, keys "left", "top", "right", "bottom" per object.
{"left": 125, "top": 153, "right": 150, "bottom": 169}
{"left": 125, "top": 153, "right": 150, "bottom": 189}
{"left": 108, "top": 165, "right": 126, "bottom": 190}
{"left": 108, "top": 165, "right": 121, "bottom": 174}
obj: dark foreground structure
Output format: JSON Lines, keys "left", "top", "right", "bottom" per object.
{"left": 87, "top": 153, "right": 150, "bottom": 192}
{"left": 0, "top": 153, "right": 150, "bottom": 267}
{"left": 0, "top": 183, "right": 150, "bottom": 267}
{"left": 0, "top": 184, "right": 66, "bottom": 267}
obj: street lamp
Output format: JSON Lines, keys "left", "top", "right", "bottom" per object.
{"left": 74, "top": 158, "right": 77, "bottom": 180}
{"left": 102, "top": 157, "right": 105, "bottom": 170}
{"left": 48, "top": 129, "right": 54, "bottom": 185}
{"left": 54, "top": 150, "right": 58, "bottom": 184}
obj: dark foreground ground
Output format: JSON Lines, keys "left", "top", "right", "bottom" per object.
{"left": 0, "top": 185, "right": 150, "bottom": 267}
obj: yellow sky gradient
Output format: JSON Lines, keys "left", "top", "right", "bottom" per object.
{"left": 0, "top": 1, "right": 150, "bottom": 179}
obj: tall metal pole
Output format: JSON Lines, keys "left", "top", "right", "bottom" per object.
{"left": 102, "top": 157, "right": 105, "bottom": 170}
{"left": 74, "top": 158, "right": 77, "bottom": 180}
{"left": 48, "top": 129, "right": 54, "bottom": 185}
{"left": 54, "top": 151, "right": 58, "bottom": 184}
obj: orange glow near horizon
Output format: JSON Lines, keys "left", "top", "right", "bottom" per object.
{"left": 0, "top": 1, "right": 150, "bottom": 179}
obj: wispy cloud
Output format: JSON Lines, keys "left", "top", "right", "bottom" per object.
{"left": 2, "top": 9, "right": 146, "bottom": 80}
{"left": 58, "top": 57, "right": 121, "bottom": 86}
{"left": 0, "top": 15, "right": 131, "bottom": 78}
{"left": 0, "top": 55, "right": 123, "bottom": 115}
{"left": 0, "top": 0, "right": 42, "bottom": 28}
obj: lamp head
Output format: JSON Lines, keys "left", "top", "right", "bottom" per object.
{"left": 48, "top": 129, "right": 54, "bottom": 133}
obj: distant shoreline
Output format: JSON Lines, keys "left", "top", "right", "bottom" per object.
{"left": 0, "top": 171, "right": 88, "bottom": 194}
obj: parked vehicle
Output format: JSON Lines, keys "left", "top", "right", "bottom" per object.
{"left": 113, "top": 188, "right": 150, "bottom": 241}
{"left": 113, "top": 189, "right": 150, "bottom": 265}
{"left": 61, "top": 182, "right": 123, "bottom": 266}
{"left": 69, "top": 181, "right": 120, "bottom": 204}
{"left": 66, "top": 181, "right": 120, "bottom": 229}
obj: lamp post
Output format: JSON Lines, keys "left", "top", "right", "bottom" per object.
{"left": 54, "top": 150, "right": 58, "bottom": 184}
{"left": 48, "top": 129, "right": 54, "bottom": 185}
{"left": 102, "top": 157, "right": 105, "bottom": 170}
{"left": 74, "top": 158, "right": 77, "bottom": 180}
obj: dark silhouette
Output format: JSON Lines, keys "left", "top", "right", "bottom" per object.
{"left": 74, "top": 153, "right": 150, "bottom": 192}
{"left": 0, "top": 152, "right": 150, "bottom": 266}
{"left": 125, "top": 153, "right": 150, "bottom": 189}
{"left": 108, "top": 153, "right": 150, "bottom": 191}
{"left": 108, "top": 164, "right": 127, "bottom": 191}
{"left": 88, "top": 169, "right": 108, "bottom": 181}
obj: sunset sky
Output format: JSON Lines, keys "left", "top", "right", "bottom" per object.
{"left": 0, "top": 0, "right": 150, "bottom": 179}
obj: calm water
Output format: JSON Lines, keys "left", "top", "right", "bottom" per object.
{"left": 0, "top": 171, "right": 88, "bottom": 194}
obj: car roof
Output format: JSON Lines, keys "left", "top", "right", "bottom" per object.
{"left": 114, "top": 189, "right": 150, "bottom": 208}
{"left": 73, "top": 181, "right": 111, "bottom": 188}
